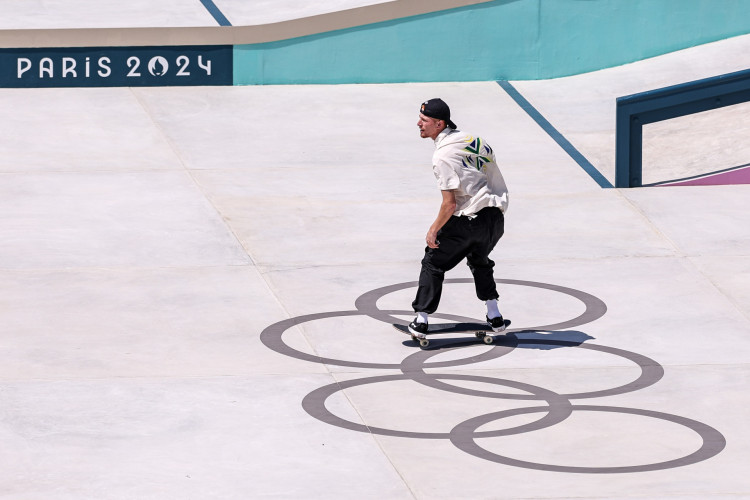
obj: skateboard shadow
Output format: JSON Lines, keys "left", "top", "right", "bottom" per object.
{"left": 401, "top": 329, "right": 594, "bottom": 350}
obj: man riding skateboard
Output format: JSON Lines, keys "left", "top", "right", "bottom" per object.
{"left": 409, "top": 98, "right": 510, "bottom": 337}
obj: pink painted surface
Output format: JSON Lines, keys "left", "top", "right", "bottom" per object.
{"left": 660, "top": 165, "right": 750, "bottom": 187}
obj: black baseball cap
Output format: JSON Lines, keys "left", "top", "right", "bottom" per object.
{"left": 420, "top": 98, "right": 457, "bottom": 129}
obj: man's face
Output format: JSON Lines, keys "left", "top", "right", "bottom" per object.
{"left": 417, "top": 113, "right": 444, "bottom": 140}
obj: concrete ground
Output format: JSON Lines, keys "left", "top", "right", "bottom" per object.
{"left": 1, "top": 21, "right": 749, "bottom": 500}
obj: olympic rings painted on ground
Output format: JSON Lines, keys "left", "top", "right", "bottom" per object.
{"left": 260, "top": 279, "right": 726, "bottom": 473}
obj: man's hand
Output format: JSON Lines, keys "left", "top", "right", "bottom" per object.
{"left": 426, "top": 229, "right": 440, "bottom": 249}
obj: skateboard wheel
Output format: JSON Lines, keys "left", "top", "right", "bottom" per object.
{"left": 482, "top": 335, "right": 494, "bottom": 345}
{"left": 419, "top": 338, "right": 430, "bottom": 348}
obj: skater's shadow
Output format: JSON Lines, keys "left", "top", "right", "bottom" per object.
{"left": 504, "top": 329, "right": 595, "bottom": 350}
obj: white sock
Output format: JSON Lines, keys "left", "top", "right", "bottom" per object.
{"left": 416, "top": 312, "right": 429, "bottom": 324}
{"left": 486, "top": 299, "right": 501, "bottom": 319}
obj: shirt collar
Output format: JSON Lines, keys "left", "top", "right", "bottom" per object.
{"left": 433, "top": 127, "right": 456, "bottom": 147}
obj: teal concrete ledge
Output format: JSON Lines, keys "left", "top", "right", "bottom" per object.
{"left": 233, "top": 0, "right": 750, "bottom": 85}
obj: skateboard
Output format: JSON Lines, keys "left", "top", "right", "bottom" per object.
{"left": 392, "top": 319, "right": 511, "bottom": 348}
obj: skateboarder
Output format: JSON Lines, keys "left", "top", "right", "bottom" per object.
{"left": 409, "top": 98, "right": 509, "bottom": 336}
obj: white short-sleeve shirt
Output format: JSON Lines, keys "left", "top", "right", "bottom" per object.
{"left": 432, "top": 128, "right": 509, "bottom": 216}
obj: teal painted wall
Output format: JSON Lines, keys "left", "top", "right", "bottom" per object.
{"left": 233, "top": 0, "right": 750, "bottom": 85}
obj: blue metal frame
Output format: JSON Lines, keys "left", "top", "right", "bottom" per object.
{"left": 615, "top": 68, "right": 750, "bottom": 188}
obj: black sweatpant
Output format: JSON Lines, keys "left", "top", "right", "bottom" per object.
{"left": 412, "top": 206, "right": 504, "bottom": 314}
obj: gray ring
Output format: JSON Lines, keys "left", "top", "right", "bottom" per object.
{"left": 301, "top": 373, "right": 573, "bottom": 439}
{"left": 353, "top": 278, "right": 608, "bottom": 330}
{"left": 450, "top": 405, "right": 727, "bottom": 473}
{"left": 401, "top": 341, "right": 664, "bottom": 400}
{"left": 259, "top": 309, "right": 513, "bottom": 370}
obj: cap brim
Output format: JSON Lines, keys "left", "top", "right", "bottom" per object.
{"left": 447, "top": 120, "right": 457, "bottom": 129}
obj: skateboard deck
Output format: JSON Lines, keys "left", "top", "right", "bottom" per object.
{"left": 392, "top": 319, "right": 511, "bottom": 348}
